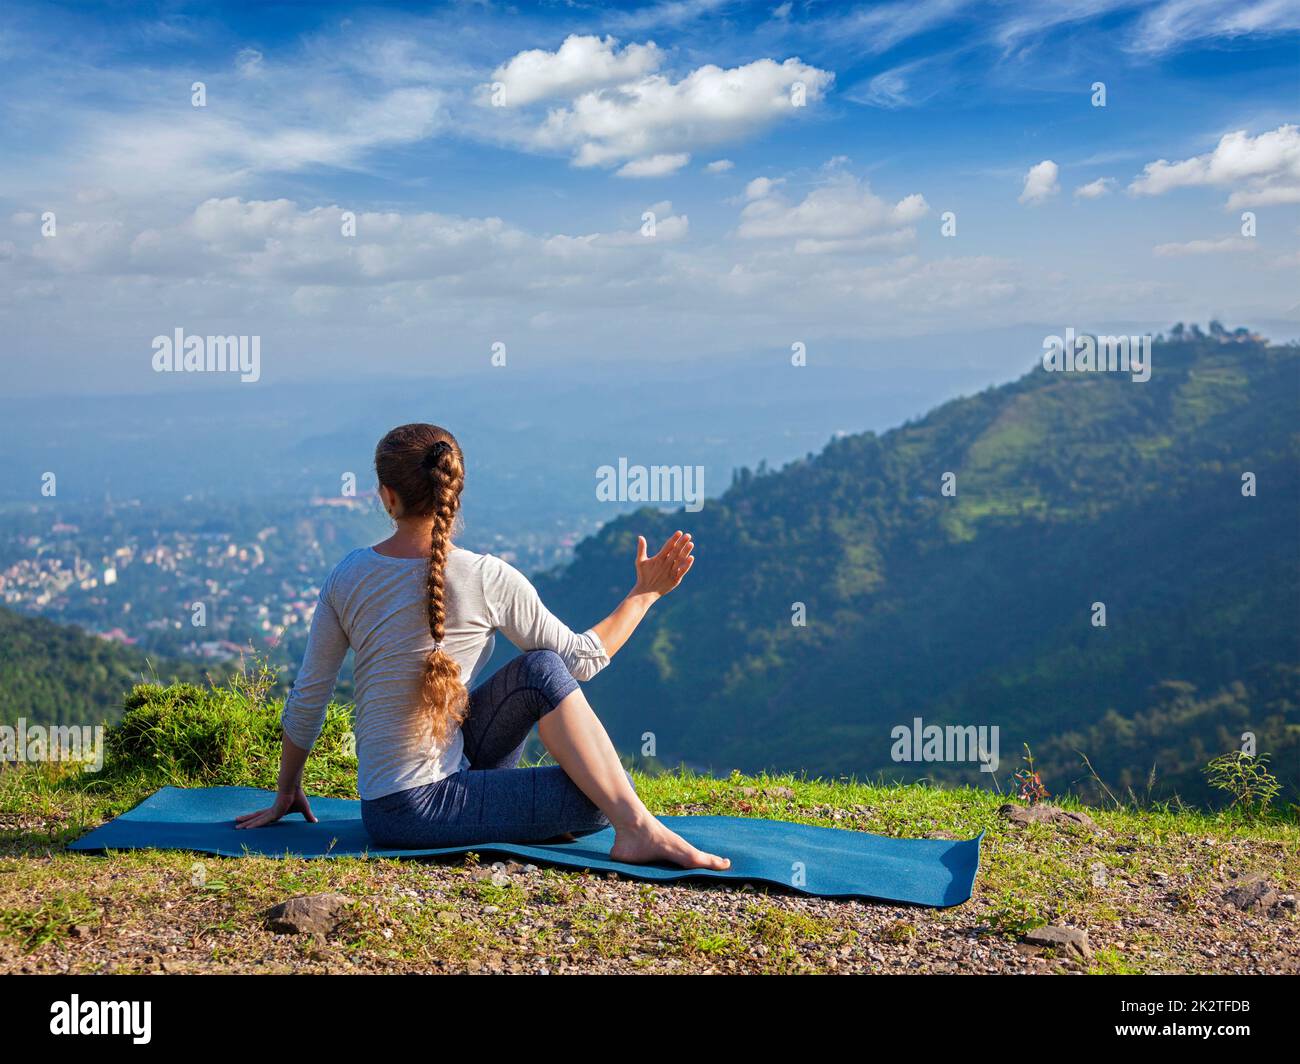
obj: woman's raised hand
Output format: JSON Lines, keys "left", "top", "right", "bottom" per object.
{"left": 633, "top": 531, "right": 695, "bottom": 598}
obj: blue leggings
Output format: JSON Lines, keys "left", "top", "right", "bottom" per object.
{"left": 360, "top": 650, "right": 621, "bottom": 847}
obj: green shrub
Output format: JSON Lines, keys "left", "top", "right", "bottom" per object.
{"left": 1204, "top": 751, "right": 1282, "bottom": 814}
{"left": 101, "top": 671, "right": 359, "bottom": 797}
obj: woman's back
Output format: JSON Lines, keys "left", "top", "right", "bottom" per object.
{"left": 280, "top": 546, "right": 608, "bottom": 800}
{"left": 241, "top": 422, "right": 726, "bottom": 870}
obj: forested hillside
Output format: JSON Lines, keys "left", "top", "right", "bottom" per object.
{"left": 0, "top": 607, "right": 213, "bottom": 727}
{"left": 534, "top": 334, "right": 1300, "bottom": 806}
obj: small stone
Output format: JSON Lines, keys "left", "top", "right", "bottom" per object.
{"left": 998, "top": 803, "right": 1097, "bottom": 830}
{"left": 264, "top": 892, "right": 352, "bottom": 936}
{"left": 1223, "top": 874, "right": 1279, "bottom": 911}
{"left": 1022, "top": 925, "right": 1092, "bottom": 961}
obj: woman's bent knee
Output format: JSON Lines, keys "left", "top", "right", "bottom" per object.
{"left": 517, "top": 649, "right": 578, "bottom": 709}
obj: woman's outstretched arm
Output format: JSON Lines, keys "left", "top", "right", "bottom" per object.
{"left": 490, "top": 530, "right": 695, "bottom": 677}
{"left": 590, "top": 531, "right": 694, "bottom": 658}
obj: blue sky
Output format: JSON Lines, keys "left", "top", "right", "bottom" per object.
{"left": 1, "top": 0, "right": 1297, "bottom": 394}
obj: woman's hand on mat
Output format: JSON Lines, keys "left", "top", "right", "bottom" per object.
{"left": 235, "top": 785, "right": 317, "bottom": 829}
{"left": 633, "top": 531, "right": 694, "bottom": 598}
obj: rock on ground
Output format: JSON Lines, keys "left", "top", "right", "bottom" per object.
{"left": 999, "top": 803, "right": 1097, "bottom": 831}
{"left": 1023, "top": 925, "right": 1092, "bottom": 961}
{"left": 1223, "top": 874, "right": 1279, "bottom": 912}
{"left": 264, "top": 892, "right": 353, "bottom": 935}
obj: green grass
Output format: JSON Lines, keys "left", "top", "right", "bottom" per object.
{"left": 0, "top": 674, "right": 1296, "bottom": 974}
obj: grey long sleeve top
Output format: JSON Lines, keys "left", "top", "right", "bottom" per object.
{"left": 280, "top": 546, "right": 609, "bottom": 800}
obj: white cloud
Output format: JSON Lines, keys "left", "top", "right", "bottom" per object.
{"left": 29, "top": 220, "right": 132, "bottom": 273}
{"left": 529, "top": 56, "right": 833, "bottom": 170}
{"left": 743, "top": 176, "right": 784, "bottom": 201}
{"left": 1153, "top": 236, "right": 1259, "bottom": 257}
{"left": 1228, "top": 184, "right": 1300, "bottom": 209}
{"left": 235, "top": 48, "right": 264, "bottom": 77}
{"left": 606, "top": 0, "right": 731, "bottom": 33}
{"left": 844, "top": 57, "right": 949, "bottom": 110}
{"left": 837, "top": 0, "right": 976, "bottom": 56}
{"left": 5, "top": 8, "right": 1299, "bottom": 394}
{"left": 616, "top": 153, "right": 692, "bottom": 178}
{"left": 1019, "top": 160, "right": 1059, "bottom": 205}
{"left": 487, "top": 35, "right": 662, "bottom": 107}
{"left": 1074, "top": 177, "right": 1114, "bottom": 199}
{"left": 50, "top": 86, "right": 443, "bottom": 204}
{"left": 1129, "top": 125, "right": 1300, "bottom": 209}
{"left": 590, "top": 211, "right": 691, "bottom": 244}
{"left": 737, "top": 170, "right": 928, "bottom": 253}
{"left": 16, "top": 196, "right": 702, "bottom": 287}
{"left": 0, "top": 193, "right": 1027, "bottom": 363}
{"left": 1130, "top": 0, "right": 1300, "bottom": 54}
{"left": 855, "top": 68, "right": 911, "bottom": 109}
{"left": 995, "top": 0, "right": 1131, "bottom": 52}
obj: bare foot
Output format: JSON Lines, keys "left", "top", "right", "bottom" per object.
{"left": 610, "top": 819, "right": 731, "bottom": 871}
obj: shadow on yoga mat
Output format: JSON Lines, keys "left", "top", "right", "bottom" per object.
{"left": 69, "top": 786, "right": 982, "bottom": 907}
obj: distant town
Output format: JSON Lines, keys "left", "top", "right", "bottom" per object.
{"left": 0, "top": 493, "right": 596, "bottom": 670}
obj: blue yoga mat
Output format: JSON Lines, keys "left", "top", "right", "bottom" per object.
{"left": 69, "top": 786, "right": 981, "bottom": 906}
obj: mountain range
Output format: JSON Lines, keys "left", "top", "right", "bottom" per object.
{"left": 532, "top": 333, "right": 1300, "bottom": 805}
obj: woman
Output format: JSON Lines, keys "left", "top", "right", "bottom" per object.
{"left": 236, "top": 423, "right": 729, "bottom": 871}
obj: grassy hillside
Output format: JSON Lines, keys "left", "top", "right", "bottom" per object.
{"left": 0, "top": 678, "right": 1295, "bottom": 975}
{"left": 532, "top": 334, "right": 1300, "bottom": 806}
{"left": 0, "top": 606, "right": 214, "bottom": 728}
